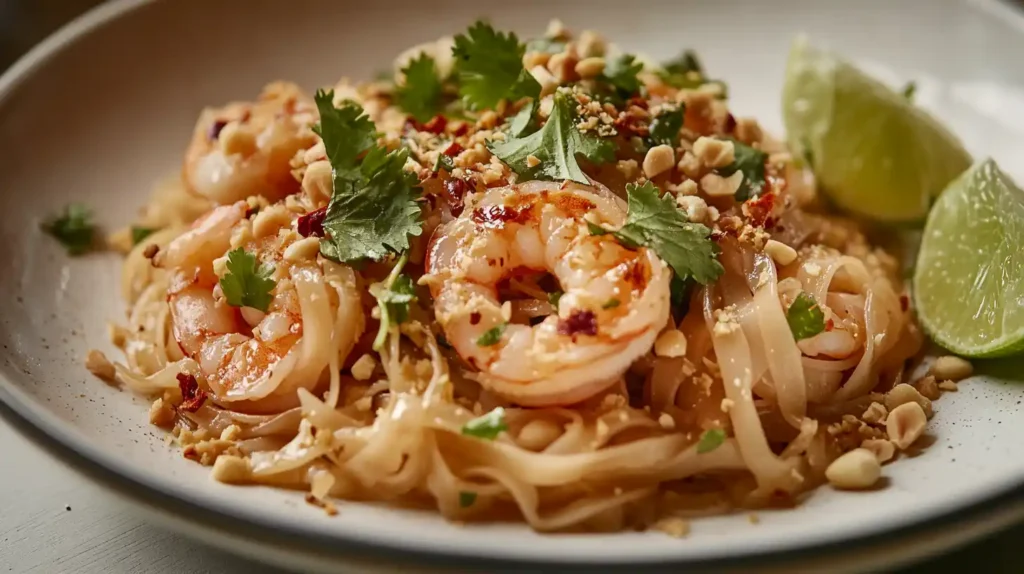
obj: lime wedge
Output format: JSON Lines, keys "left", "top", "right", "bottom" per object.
{"left": 914, "top": 158, "right": 1024, "bottom": 358}
{"left": 782, "top": 37, "right": 972, "bottom": 223}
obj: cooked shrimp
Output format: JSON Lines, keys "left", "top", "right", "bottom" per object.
{"left": 425, "top": 181, "right": 672, "bottom": 407}
{"left": 163, "top": 204, "right": 361, "bottom": 414}
{"left": 184, "top": 82, "right": 318, "bottom": 205}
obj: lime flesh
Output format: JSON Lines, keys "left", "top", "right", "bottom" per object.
{"left": 782, "top": 38, "right": 972, "bottom": 223}
{"left": 914, "top": 158, "right": 1024, "bottom": 358}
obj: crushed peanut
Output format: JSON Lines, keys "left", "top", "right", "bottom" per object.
{"left": 692, "top": 137, "right": 735, "bottom": 169}
{"left": 654, "top": 329, "right": 688, "bottom": 358}
{"left": 643, "top": 145, "right": 676, "bottom": 178}
{"left": 825, "top": 448, "right": 881, "bottom": 489}
{"left": 84, "top": 349, "right": 116, "bottom": 382}
{"left": 929, "top": 356, "right": 973, "bottom": 382}
{"left": 764, "top": 239, "right": 798, "bottom": 266}
{"left": 886, "top": 402, "right": 927, "bottom": 450}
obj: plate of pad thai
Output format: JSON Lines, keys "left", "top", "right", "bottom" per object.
{"left": 3, "top": 0, "right": 1024, "bottom": 572}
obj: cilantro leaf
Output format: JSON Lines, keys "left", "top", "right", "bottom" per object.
{"left": 452, "top": 21, "right": 540, "bottom": 110}
{"left": 476, "top": 323, "right": 507, "bottom": 346}
{"left": 219, "top": 248, "right": 276, "bottom": 312}
{"left": 432, "top": 154, "right": 455, "bottom": 174}
{"left": 602, "top": 54, "right": 643, "bottom": 98}
{"left": 459, "top": 491, "right": 478, "bottom": 507}
{"left": 659, "top": 50, "right": 728, "bottom": 98}
{"left": 787, "top": 292, "right": 826, "bottom": 340}
{"left": 312, "top": 90, "right": 376, "bottom": 185}
{"left": 131, "top": 226, "right": 157, "bottom": 245}
{"left": 371, "top": 254, "right": 417, "bottom": 350}
{"left": 663, "top": 50, "right": 704, "bottom": 76}
{"left": 648, "top": 105, "right": 684, "bottom": 147}
{"left": 718, "top": 139, "right": 768, "bottom": 202}
{"left": 314, "top": 91, "right": 422, "bottom": 263}
{"left": 508, "top": 99, "right": 537, "bottom": 138}
{"left": 696, "top": 428, "right": 726, "bottom": 453}
{"left": 395, "top": 53, "right": 444, "bottom": 123}
{"left": 42, "top": 203, "right": 96, "bottom": 256}
{"left": 602, "top": 298, "right": 621, "bottom": 309}
{"left": 489, "top": 90, "right": 615, "bottom": 184}
{"left": 461, "top": 407, "right": 508, "bottom": 440}
{"left": 610, "top": 182, "right": 723, "bottom": 285}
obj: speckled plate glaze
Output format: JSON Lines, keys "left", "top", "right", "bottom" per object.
{"left": 1, "top": 0, "right": 1023, "bottom": 572}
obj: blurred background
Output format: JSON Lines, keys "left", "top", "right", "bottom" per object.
{"left": 0, "top": 1, "right": 1019, "bottom": 572}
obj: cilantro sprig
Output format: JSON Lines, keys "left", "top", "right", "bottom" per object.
{"left": 313, "top": 90, "right": 422, "bottom": 263}
{"left": 461, "top": 407, "right": 508, "bottom": 440}
{"left": 452, "top": 21, "right": 539, "bottom": 110}
{"left": 371, "top": 253, "right": 417, "bottom": 351}
{"left": 395, "top": 53, "right": 445, "bottom": 123}
{"left": 42, "top": 203, "right": 96, "bottom": 256}
{"left": 489, "top": 90, "right": 615, "bottom": 184}
{"left": 476, "top": 323, "right": 507, "bottom": 347}
{"left": 718, "top": 140, "right": 768, "bottom": 201}
{"left": 131, "top": 226, "right": 157, "bottom": 245}
{"left": 658, "top": 50, "right": 728, "bottom": 97}
{"left": 590, "top": 182, "right": 723, "bottom": 285}
{"left": 787, "top": 292, "right": 826, "bottom": 340}
{"left": 219, "top": 248, "right": 276, "bottom": 312}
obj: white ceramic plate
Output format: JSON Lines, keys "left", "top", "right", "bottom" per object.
{"left": 1, "top": 0, "right": 1023, "bottom": 571}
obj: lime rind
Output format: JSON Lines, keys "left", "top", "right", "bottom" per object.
{"left": 914, "top": 158, "right": 1024, "bottom": 358}
{"left": 782, "top": 38, "right": 972, "bottom": 223}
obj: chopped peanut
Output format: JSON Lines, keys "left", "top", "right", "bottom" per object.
{"left": 574, "top": 57, "right": 606, "bottom": 78}
{"left": 692, "top": 137, "right": 735, "bottom": 169}
{"left": 211, "top": 455, "right": 252, "bottom": 483}
{"left": 654, "top": 329, "right": 688, "bottom": 358}
{"left": 643, "top": 145, "right": 675, "bottom": 178}
{"left": 764, "top": 239, "right": 797, "bottom": 266}
{"left": 826, "top": 448, "right": 881, "bottom": 489}
{"left": 860, "top": 439, "right": 896, "bottom": 463}
{"left": 929, "top": 356, "right": 973, "bottom": 382}
{"left": 350, "top": 354, "right": 377, "bottom": 381}
{"left": 676, "top": 195, "right": 708, "bottom": 223}
{"left": 886, "top": 402, "right": 927, "bottom": 450}
{"left": 884, "top": 384, "right": 933, "bottom": 418}
{"left": 700, "top": 171, "right": 743, "bottom": 197}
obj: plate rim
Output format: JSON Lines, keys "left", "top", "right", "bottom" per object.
{"left": 0, "top": 0, "right": 1022, "bottom": 569}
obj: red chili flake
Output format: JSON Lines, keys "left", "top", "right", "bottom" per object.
{"left": 442, "top": 178, "right": 469, "bottom": 217}
{"left": 626, "top": 96, "right": 649, "bottom": 110}
{"left": 176, "top": 373, "right": 207, "bottom": 413}
{"left": 469, "top": 312, "right": 481, "bottom": 325}
{"left": 472, "top": 204, "right": 531, "bottom": 227}
{"left": 825, "top": 318, "right": 835, "bottom": 332}
{"left": 442, "top": 142, "right": 464, "bottom": 158}
{"left": 724, "top": 113, "right": 737, "bottom": 133}
{"left": 450, "top": 121, "right": 470, "bottom": 137}
{"left": 208, "top": 120, "right": 227, "bottom": 141}
{"left": 421, "top": 115, "right": 448, "bottom": 134}
{"left": 557, "top": 309, "right": 598, "bottom": 337}
{"left": 899, "top": 294, "right": 909, "bottom": 312}
{"left": 744, "top": 192, "right": 776, "bottom": 228}
{"left": 297, "top": 206, "right": 327, "bottom": 237}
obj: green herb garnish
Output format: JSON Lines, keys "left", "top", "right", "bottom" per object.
{"left": 476, "top": 323, "right": 507, "bottom": 347}
{"left": 648, "top": 105, "right": 685, "bottom": 147}
{"left": 452, "top": 21, "right": 540, "bottom": 110}
{"left": 601, "top": 54, "right": 643, "bottom": 98}
{"left": 219, "top": 248, "right": 276, "bottom": 312}
{"left": 602, "top": 298, "right": 621, "bottom": 309}
{"left": 696, "top": 428, "right": 726, "bottom": 453}
{"left": 547, "top": 290, "right": 564, "bottom": 308}
{"left": 130, "top": 226, "right": 157, "bottom": 245}
{"left": 371, "top": 253, "right": 417, "bottom": 351}
{"left": 786, "top": 292, "right": 826, "bottom": 341}
{"left": 395, "top": 53, "right": 445, "bottom": 123}
{"left": 461, "top": 407, "right": 508, "bottom": 440}
{"left": 489, "top": 90, "right": 615, "bottom": 184}
{"left": 718, "top": 139, "right": 768, "bottom": 202}
{"left": 603, "top": 182, "right": 723, "bottom": 285}
{"left": 432, "top": 153, "right": 455, "bottom": 173}
{"left": 459, "top": 491, "right": 478, "bottom": 508}
{"left": 508, "top": 99, "right": 537, "bottom": 138}
{"left": 42, "top": 203, "right": 96, "bottom": 256}
{"left": 313, "top": 90, "right": 422, "bottom": 263}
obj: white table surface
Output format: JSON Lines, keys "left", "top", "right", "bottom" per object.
{"left": 0, "top": 419, "right": 285, "bottom": 574}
